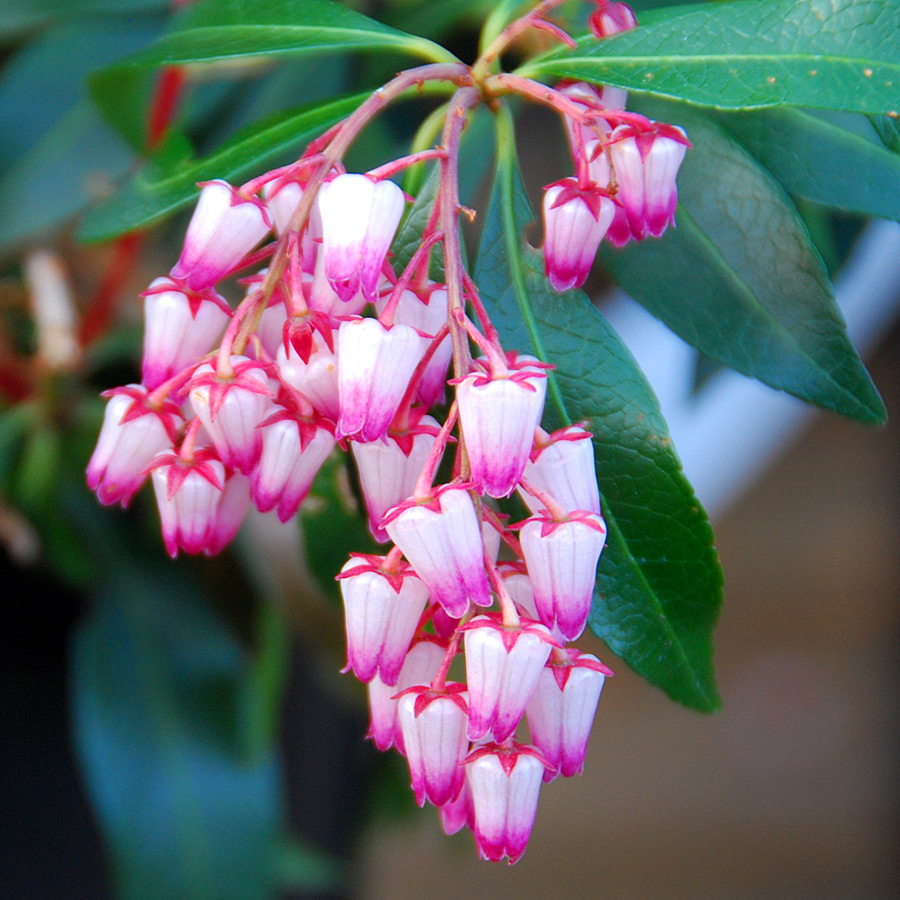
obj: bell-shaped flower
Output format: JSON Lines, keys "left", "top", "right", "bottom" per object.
{"left": 251, "top": 412, "right": 335, "bottom": 522}
{"left": 455, "top": 354, "right": 548, "bottom": 498}
{"left": 338, "top": 554, "right": 430, "bottom": 685}
{"left": 367, "top": 637, "right": 445, "bottom": 752}
{"left": 542, "top": 179, "right": 615, "bottom": 292}
{"left": 189, "top": 356, "right": 272, "bottom": 474}
{"left": 205, "top": 472, "right": 252, "bottom": 555}
{"left": 376, "top": 286, "right": 452, "bottom": 408}
{"left": 589, "top": 1, "right": 638, "bottom": 38}
{"left": 461, "top": 613, "right": 558, "bottom": 743}
{"left": 518, "top": 511, "right": 608, "bottom": 641}
{"left": 86, "top": 385, "right": 183, "bottom": 508}
{"left": 397, "top": 684, "right": 469, "bottom": 807}
{"left": 607, "top": 122, "right": 689, "bottom": 242}
{"left": 464, "top": 742, "right": 551, "bottom": 864}
{"left": 383, "top": 484, "right": 491, "bottom": 619}
{"left": 558, "top": 82, "right": 618, "bottom": 157}
{"left": 336, "top": 317, "right": 428, "bottom": 443}
{"left": 317, "top": 173, "right": 405, "bottom": 302}
{"left": 140, "top": 277, "right": 231, "bottom": 391}
{"left": 277, "top": 332, "right": 340, "bottom": 422}
{"left": 526, "top": 648, "right": 613, "bottom": 781}
{"left": 308, "top": 242, "right": 368, "bottom": 320}
{"left": 170, "top": 180, "right": 271, "bottom": 291}
{"left": 350, "top": 412, "right": 440, "bottom": 542}
{"left": 519, "top": 425, "right": 601, "bottom": 516}
{"left": 438, "top": 778, "right": 472, "bottom": 836}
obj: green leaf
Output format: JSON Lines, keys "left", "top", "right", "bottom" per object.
{"left": 870, "top": 113, "right": 900, "bottom": 153}
{"left": 475, "top": 112, "right": 722, "bottom": 711}
{"left": 71, "top": 557, "right": 280, "bottom": 900}
{"left": 601, "top": 98, "right": 886, "bottom": 425}
{"left": 0, "top": 0, "right": 165, "bottom": 39}
{"left": 77, "top": 91, "right": 365, "bottom": 243}
{"left": 518, "top": 0, "right": 900, "bottom": 114}
{"left": 716, "top": 107, "right": 900, "bottom": 221}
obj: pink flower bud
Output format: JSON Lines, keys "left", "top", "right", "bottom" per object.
{"left": 140, "top": 277, "right": 231, "bottom": 391}
{"left": 367, "top": 637, "right": 445, "bottom": 752}
{"left": 455, "top": 355, "right": 548, "bottom": 499}
{"left": 526, "top": 648, "right": 613, "bottom": 780}
{"left": 317, "top": 174, "right": 405, "bottom": 302}
{"left": 464, "top": 743, "right": 550, "bottom": 864}
{"left": 519, "top": 512, "right": 608, "bottom": 641}
{"left": 252, "top": 415, "right": 335, "bottom": 522}
{"left": 519, "top": 425, "right": 601, "bottom": 516}
{"left": 461, "top": 614, "right": 557, "bottom": 743}
{"left": 338, "top": 555, "right": 429, "bottom": 685}
{"left": 542, "top": 179, "right": 615, "bottom": 292}
{"left": 276, "top": 333, "right": 340, "bottom": 422}
{"left": 86, "top": 385, "right": 183, "bottom": 508}
{"left": 384, "top": 484, "right": 491, "bottom": 619}
{"left": 589, "top": 1, "right": 638, "bottom": 38}
{"left": 397, "top": 684, "right": 469, "bottom": 807}
{"left": 170, "top": 180, "right": 271, "bottom": 291}
{"left": 336, "top": 318, "right": 427, "bottom": 442}
{"left": 350, "top": 414, "right": 440, "bottom": 542}
{"left": 189, "top": 357, "right": 272, "bottom": 474}
{"left": 608, "top": 123, "right": 689, "bottom": 241}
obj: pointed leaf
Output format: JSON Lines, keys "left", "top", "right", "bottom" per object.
{"left": 601, "top": 98, "right": 885, "bottom": 424}
{"left": 518, "top": 0, "right": 900, "bottom": 114}
{"left": 77, "top": 91, "right": 365, "bottom": 242}
{"left": 716, "top": 107, "right": 900, "bottom": 221}
{"left": 474, "top": 119, "right": 722, "bottom": 711}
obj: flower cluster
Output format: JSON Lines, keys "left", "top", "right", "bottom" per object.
{"left": 87, "top": 0, "right": 685, "bottom": 865}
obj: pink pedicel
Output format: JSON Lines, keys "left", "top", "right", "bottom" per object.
{"left": 542, "top": 179, "right": 615, "bottom": 292}
{"left": 607, "top": 123, "right": 689, "bottom": 243}
{"left": 188, "top": 357, "right": 272, "bottom": 475}
{"left": 465, "top": 742, "right": 551, "bottom": 864}
{"left": 383, "top": 484, "right": 491, "bottom": 619}
{"left": 170, "top": 180, "right": 271, "bottom": 291}
{"left": 317, "top": 173, "right": 405, "bottom": 302}
{"left": 366, "top": 637, "right": 446, "bottom": 753}
{"left": 251, "top": 415, "right": 335, "bottom": 522}
{"left": 338, "top": 555, "right": 429, "bottom": 685}
{"left": 397, "top": 684, "right": 469, "bottom": 807}
{"left": 519, "top": 425, "right": 601, "bottom": 516}
{"left": 455, "top": 354, "right": 548, "bottom": 498}
{"left": 525, "top": 648, "right": 613, "bottom": 781}
{"left": 140, "top": 277, "right": 231, "bottom": 391}
{"left": 518, "top": 512, "right": 608, "bottom": 641}
{"left": 336, "top": 318, "right": 428, "bottom": 443}
{"left": 87, "top": 385, "right": 183, "bottom": 508}
{"left": 350, "top": 414, "right": 440, "bottom": 542}
{"left": 461, "top": 613, "right": 558, "bottom": 743}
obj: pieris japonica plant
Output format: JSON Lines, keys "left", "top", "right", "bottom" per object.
{"left": 2, "top": 0, "right": 893, "bottom": 892}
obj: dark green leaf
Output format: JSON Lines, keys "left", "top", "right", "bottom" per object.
{"left": 77, "top": 92, "right": 365, "bottom": 243}
{"left": 716, "top": 107, "right": 900, "bottom": 221}
{"left": 519, "top": 0, "right": 900, "bottom": 114}
{"left": 870, "top": 113, "right": 900, "bottom": 153}
{"left": 72, "top": 557, "right": 280, "bottom": 900}
{"left": 601, "top": 98, "right": 886, "bottom": 424}
{"left": 392, "top": 164, "right": 442, "bottom": 276}
{"left": 475, "top": 118, "right": 722, "bottom": 711}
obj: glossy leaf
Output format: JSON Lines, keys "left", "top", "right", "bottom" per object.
{"left": 601, "top": 98, "right": 886, "bottom": 425}
{"left": 77, "top": 92, "right": 365, "bottom": 243}
{"left": 72, "top": 555, "right": 280, "bottom": 900}
{"left": 474, "top": 120, "right": 722, "bottom": 711}
{"left": 518, "top": 0, "right": 900, "bottom": 114}
{"left": 717, "top": 107, "right": 900, "bottom": 221}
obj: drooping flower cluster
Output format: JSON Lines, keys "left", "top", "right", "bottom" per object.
{"left": 87, "top": 0, "right": 684, "bottom": 865}
{"left": 541, "top": 1, "right": 689, "bottom": 291}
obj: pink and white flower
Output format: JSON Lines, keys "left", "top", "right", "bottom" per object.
{"left": 519, "top": 425, "right": 601, "bottom": 516}
{"left": 338, "top": 555, "right": 429, "bottom": 685}
{"left": 276, "top": 332, "right": 340, "bottom": 422}
{"left": 455, "top": 354, "right": 548, "bottom": 498}
{"left": 170, "top": 180, "right": 271, "bottom": 291}
{"left": 317, "top": 173, "right": 405, "bottom": 302}
{"left": 86, "top": 385, "right": 183, "bottom": 508}
{"left": 526, "top": 648, "right": 613, "bottom": 780}
{"left": 383, "top": 484, "right": 491, "bottom": 619}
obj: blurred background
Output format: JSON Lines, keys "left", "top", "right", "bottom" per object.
{"left": 1, "top": 1, "right": 898, "bottom": 898}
